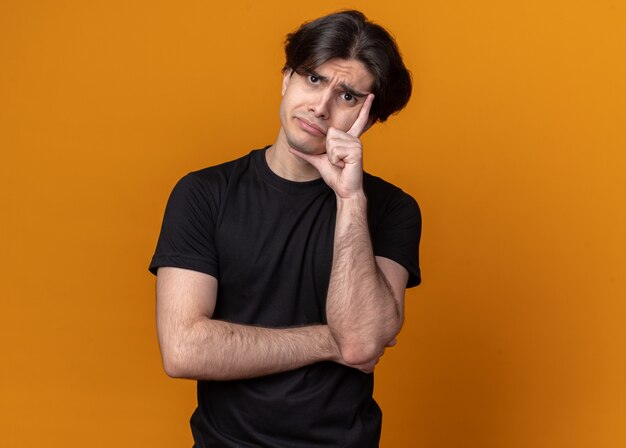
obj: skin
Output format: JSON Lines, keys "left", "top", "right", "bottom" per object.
{"left": 156, "top": 58, "right": 409, "bottom": 379}
{"left": 266, "top": 58, "right": 377, "bottom": 182}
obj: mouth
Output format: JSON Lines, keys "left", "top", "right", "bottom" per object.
{"left": 295, "top": 117, "right": 326, "bottom": 136}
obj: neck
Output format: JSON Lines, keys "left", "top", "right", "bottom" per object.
{"left": 265, "top": 128, "right": 322, "bottom": 182}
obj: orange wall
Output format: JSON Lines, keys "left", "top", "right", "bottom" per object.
{"left": 1, "top": 1, "right": 625, "bottom": 447}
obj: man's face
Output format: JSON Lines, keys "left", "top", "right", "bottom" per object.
{"left": 279, "top": 58, "right": 375, "bottom": 155}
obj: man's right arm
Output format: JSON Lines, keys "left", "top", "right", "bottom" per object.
{"left": 156, "top": 266, "right": 344, "bottom": 381}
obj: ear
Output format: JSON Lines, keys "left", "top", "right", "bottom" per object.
{"left": 281, "top": 69, "right": 293, "bottom": 96}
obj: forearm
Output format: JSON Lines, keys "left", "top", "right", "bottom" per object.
{"left": 160, "top": 319, "right": 339, "bottom": 381}
{"left": 326, "top": 193, "right": 402, "bottom": 365}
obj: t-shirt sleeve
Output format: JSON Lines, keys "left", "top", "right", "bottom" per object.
{"left": 372, "top": 192, "right": 422, "bottom": 288}
{"left": 148, "top": 172, "right": 220, "bottom": 278}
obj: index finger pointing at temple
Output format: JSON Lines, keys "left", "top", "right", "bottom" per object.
{"left": 347, "top": 93, "right": 375, "bottom": 138}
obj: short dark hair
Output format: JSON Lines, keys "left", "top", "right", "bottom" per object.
{"left": 283, "top": 10, "right": 412, "bottom": 122}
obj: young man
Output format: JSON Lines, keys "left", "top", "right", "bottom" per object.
{"left": 149, "top": 10, "right": 421, "bottom": 447}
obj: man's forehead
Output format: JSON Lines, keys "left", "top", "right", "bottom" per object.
{"left": 310, "top": 58, "right": 375, "bottom": 93}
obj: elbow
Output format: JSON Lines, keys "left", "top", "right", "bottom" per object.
{"left": 160, "top": 343, "right": 191, "bottom": 379}
{"left": 339, "top": 340, "right": 382, "bottom": 366}
{"left": 162, "top": 357, "right": 185, "bottom": 379}
{"left": 338, "top": 324, "right": 403, "bottom": 366}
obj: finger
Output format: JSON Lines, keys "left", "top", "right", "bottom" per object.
{"left": 327, "top": 146, "right": 350, "bottom": 166}
{"left": 326, "top": 145, "right": 362, "bottom": 169}
{"left": 328, "top": 154, "right": 345, "bottom": 168}
{"left": 347, "top": 93, "right": 375, "bottom": 137}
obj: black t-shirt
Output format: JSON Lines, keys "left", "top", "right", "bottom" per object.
{"left": 150, "top": 148, "right": 421, "bottom": 447}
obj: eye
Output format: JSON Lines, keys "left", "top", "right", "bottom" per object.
{"left": 341, "top": 92, "right": 355, "bottom": 103}
{"left": 308, "top": 74, "right": 320, "bottom": 84}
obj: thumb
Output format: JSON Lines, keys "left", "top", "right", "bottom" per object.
{"left": 288, "top": 147, "right": 326, "bottom": 170}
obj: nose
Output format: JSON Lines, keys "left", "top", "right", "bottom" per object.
{"left": 308, "top": 91, "right": 331, "bottom": 119}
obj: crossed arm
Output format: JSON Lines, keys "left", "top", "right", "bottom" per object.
{"left": 156, "top": 250, "right": 407, "bottom": 380}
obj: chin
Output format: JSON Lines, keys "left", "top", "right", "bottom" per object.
{"left": 287, "top": 137, "right": 325, "bottom": 156}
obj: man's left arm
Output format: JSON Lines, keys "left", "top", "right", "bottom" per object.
{"left": 290, "top": 93, "right": 412, "bottom": 368}
{"left": 326, "top": 193, "right": 409, "bottom": 366}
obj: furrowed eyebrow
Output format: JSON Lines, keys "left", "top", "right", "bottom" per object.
{"left": 339, "top": 83, "right": 368, "bottom": 98}
{"left": 307, "top": 70, "right": 369, "bottom": 98}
